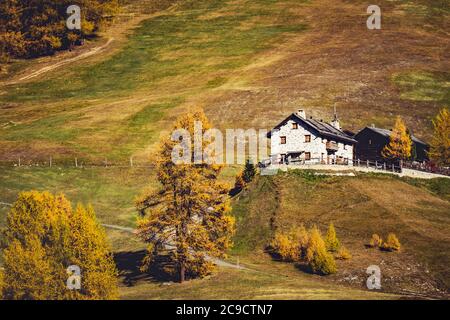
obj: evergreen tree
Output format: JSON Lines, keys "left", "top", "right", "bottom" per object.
{"left": 382, "top": 116, "right": 412, "bottom": 161}
{"left": 136, "top": 109, "right": 235, "bottom": 283}
{"left": 242, "top": 159, "right": 257, "bottom": 183}
{"left": 429, "top": 107, "right": 450, "bottom": 166}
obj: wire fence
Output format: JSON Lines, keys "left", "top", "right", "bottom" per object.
{"left": 0, "top": 157, "right": 156, "bottom": 169}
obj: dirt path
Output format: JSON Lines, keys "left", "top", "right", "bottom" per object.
{"left": 4, "top": 38, "right": 114, "bottom": 86}
{"left": 101, "top": 223, "right": 248, "bottom": 270}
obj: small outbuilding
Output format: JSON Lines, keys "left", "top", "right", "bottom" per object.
{"left": 353, "top": 126, "right": 429, "bottom": 162}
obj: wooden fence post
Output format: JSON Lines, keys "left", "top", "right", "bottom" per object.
{"left": 130, "top": 157, "right": 133, "bottom": 167}
{"left": 383, "top": 163, "right": 386, "bottom": 171}
{"left": 49, "top": 156, "right": 52, "bottom": 168}
{"left": 75, "top": 158, "right": 78, "bottom": 168}
{"left": 18, "top": 157, "right": 21, "bottom": 167}
{"left": 366, "top": 160, "right": 369, "bottom": 168}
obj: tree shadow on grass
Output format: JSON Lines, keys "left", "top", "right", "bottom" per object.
{"left": 114, "top": 250, "right": 176, "bottom": 286}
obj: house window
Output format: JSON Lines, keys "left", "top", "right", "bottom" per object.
{"left": 305, "top": 135, "right": 311, "bottom": 143}
{"left": 280, "top": 136, "right": 286, "bottom": 144}
{"left": 369, "top": 139, "right": 372, "bottom": 145}
{"left": 305, "top": 152, "right": 311, "bottom": 160}
{"left": 292, "top": 123, "right": 298, "bottom": 129}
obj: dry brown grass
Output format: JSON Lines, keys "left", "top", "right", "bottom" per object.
{"left": 232, "top": 171, "right": 450, "bottom": 297}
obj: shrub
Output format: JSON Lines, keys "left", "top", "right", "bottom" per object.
{"left": 292, "top": 224, "right": 309, "bottom": 259}
{"left": 325, "top": 222, "right": 340, "bottom": 252}
{"left": 270, "top": 231, "right": 300, "bottom": 262}
{"left": 369, "top": 234, "right": 383, "bottom": 248}
{"left": 234, "top": 172, "right": 245, "bottom": 192}
{"left": 336, "top": 246, "right": 352, "bottom": 260}
{"left": 382, "top": 233, "right": 401, "bottom": 252}
{"left": 306, "top": 226, "right": 337, "bottom": 275}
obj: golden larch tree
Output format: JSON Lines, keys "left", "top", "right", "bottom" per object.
{"left": 0, "top": 0, "right": 119, "bottom": 59}
{"left": 66, "top": 204, "right": 119, "bottom": 299}
{"left": 382, "top": 116, "right": 412, "bottom": 161}
{"left": 324, "top": 222, "right": 340, "bottom": 253}
{"left": 1, "top": 191, "right": 118, "bottom": 300}
{"left": 429, "top": 107, "right": 450, "bottom": 166}
{"left": 136, "top": 109, "right": 235, "bottom": 283}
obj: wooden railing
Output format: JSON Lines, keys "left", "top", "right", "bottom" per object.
{"left": 401, "top": 161, "right": 450, "bottom": 176}
{"left": 353, "top": 159, "right": 402, "bottom": 173}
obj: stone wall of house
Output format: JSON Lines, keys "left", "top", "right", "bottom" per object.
{"left": 270, "top": 119, "right": 353, "bottom": 164}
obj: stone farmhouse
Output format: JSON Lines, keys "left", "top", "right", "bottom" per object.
{"left": 267, "top": 109, "right": 357, "bottom": 165}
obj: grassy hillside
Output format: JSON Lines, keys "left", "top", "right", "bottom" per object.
{"left": 0, "top": 0, "right": 448, "bottom": 162}
{"left": 0, "top": 165, "right": 398, "bottom": 299}
{"left": 231, "top": 171, "right": 450, "bottom": 297}
{"left": 0, "top": 0, "right": 448, "bottom": 300}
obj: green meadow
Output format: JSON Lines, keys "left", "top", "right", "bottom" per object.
{"left": 0, "top": 0, "right": 307, "bottom": 161}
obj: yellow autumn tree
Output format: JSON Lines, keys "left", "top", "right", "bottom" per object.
{"left": 429, "top": 107, "right": 450, "bottom": 166}
{"left": 1, "top": 191, "right": 118, "bottom": 300}
{"left": 0, "top": 0, "right": 119, "bottom": 59}
{"left": 324, "top": 222, "right": 340, "bottom": 252}
{"left": 382, "top": 116, "right": 412, "bottom": 161}
{"left": 306, "top": 226, "right": 337, "bottom": 275}
{"left": 136, "top": 109, "right": 235, "bottom": 283}
{"left": 66, "top": 204, "right": 119, "bottom": 299}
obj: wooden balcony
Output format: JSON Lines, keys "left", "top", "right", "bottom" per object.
{"left": 326, "top": 141, "right": 339, "bottom": 151}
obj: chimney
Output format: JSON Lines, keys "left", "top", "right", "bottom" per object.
{"left": 296, "top": 109, "right": 306, "bottom": 119}
{"left": 331, "top": 105, "right": 341, "bottom": 130}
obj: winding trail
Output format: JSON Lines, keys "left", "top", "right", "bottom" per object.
{"left": 5, "top": 38, "right": 114, "bottom": 85}
{"left": 101, "top": 223, "right": 248, "bottom": 270}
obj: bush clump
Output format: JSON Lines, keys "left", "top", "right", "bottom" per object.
{"left": 306, "top": 226, "right": 337, "bottom": 275}
{"left": 336, "top": 246, "right": 352, "bottom": 260}
{"left": 382, "top": 233, "right": 401, "bottom": 252}
{"left": 270, "top": 224, "right": 351, "bottom": 275}
{"left": 270, "top": 225, "right": 308, "bottom": 262}
{"left": 369, "top": 234, "right": 383, "bottom": 248}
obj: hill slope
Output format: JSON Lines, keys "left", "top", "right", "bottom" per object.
{"left": 0, "top": 0, "right": 448, "bottom": 162}
{"left": 232, "top": 171, "right": 450, "bottom": 297}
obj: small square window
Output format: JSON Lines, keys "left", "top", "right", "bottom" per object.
{"left": 280, "top": 136, "right": 286, "bottom": 144}
{"left": 305, "top": 152, "right": 311, "bottom": 160}
{"left": 292, "top": 123, "right": 298, "bottom": 129}
{"left": 305, "top": 135, "right": 311, "bottom": 143}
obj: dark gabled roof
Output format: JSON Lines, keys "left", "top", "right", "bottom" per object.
{"left": 268, "top": 113, "right": 357, "bottom": 144}
{"left": 356, "top": 127, "right": 428, "bottom": 146}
